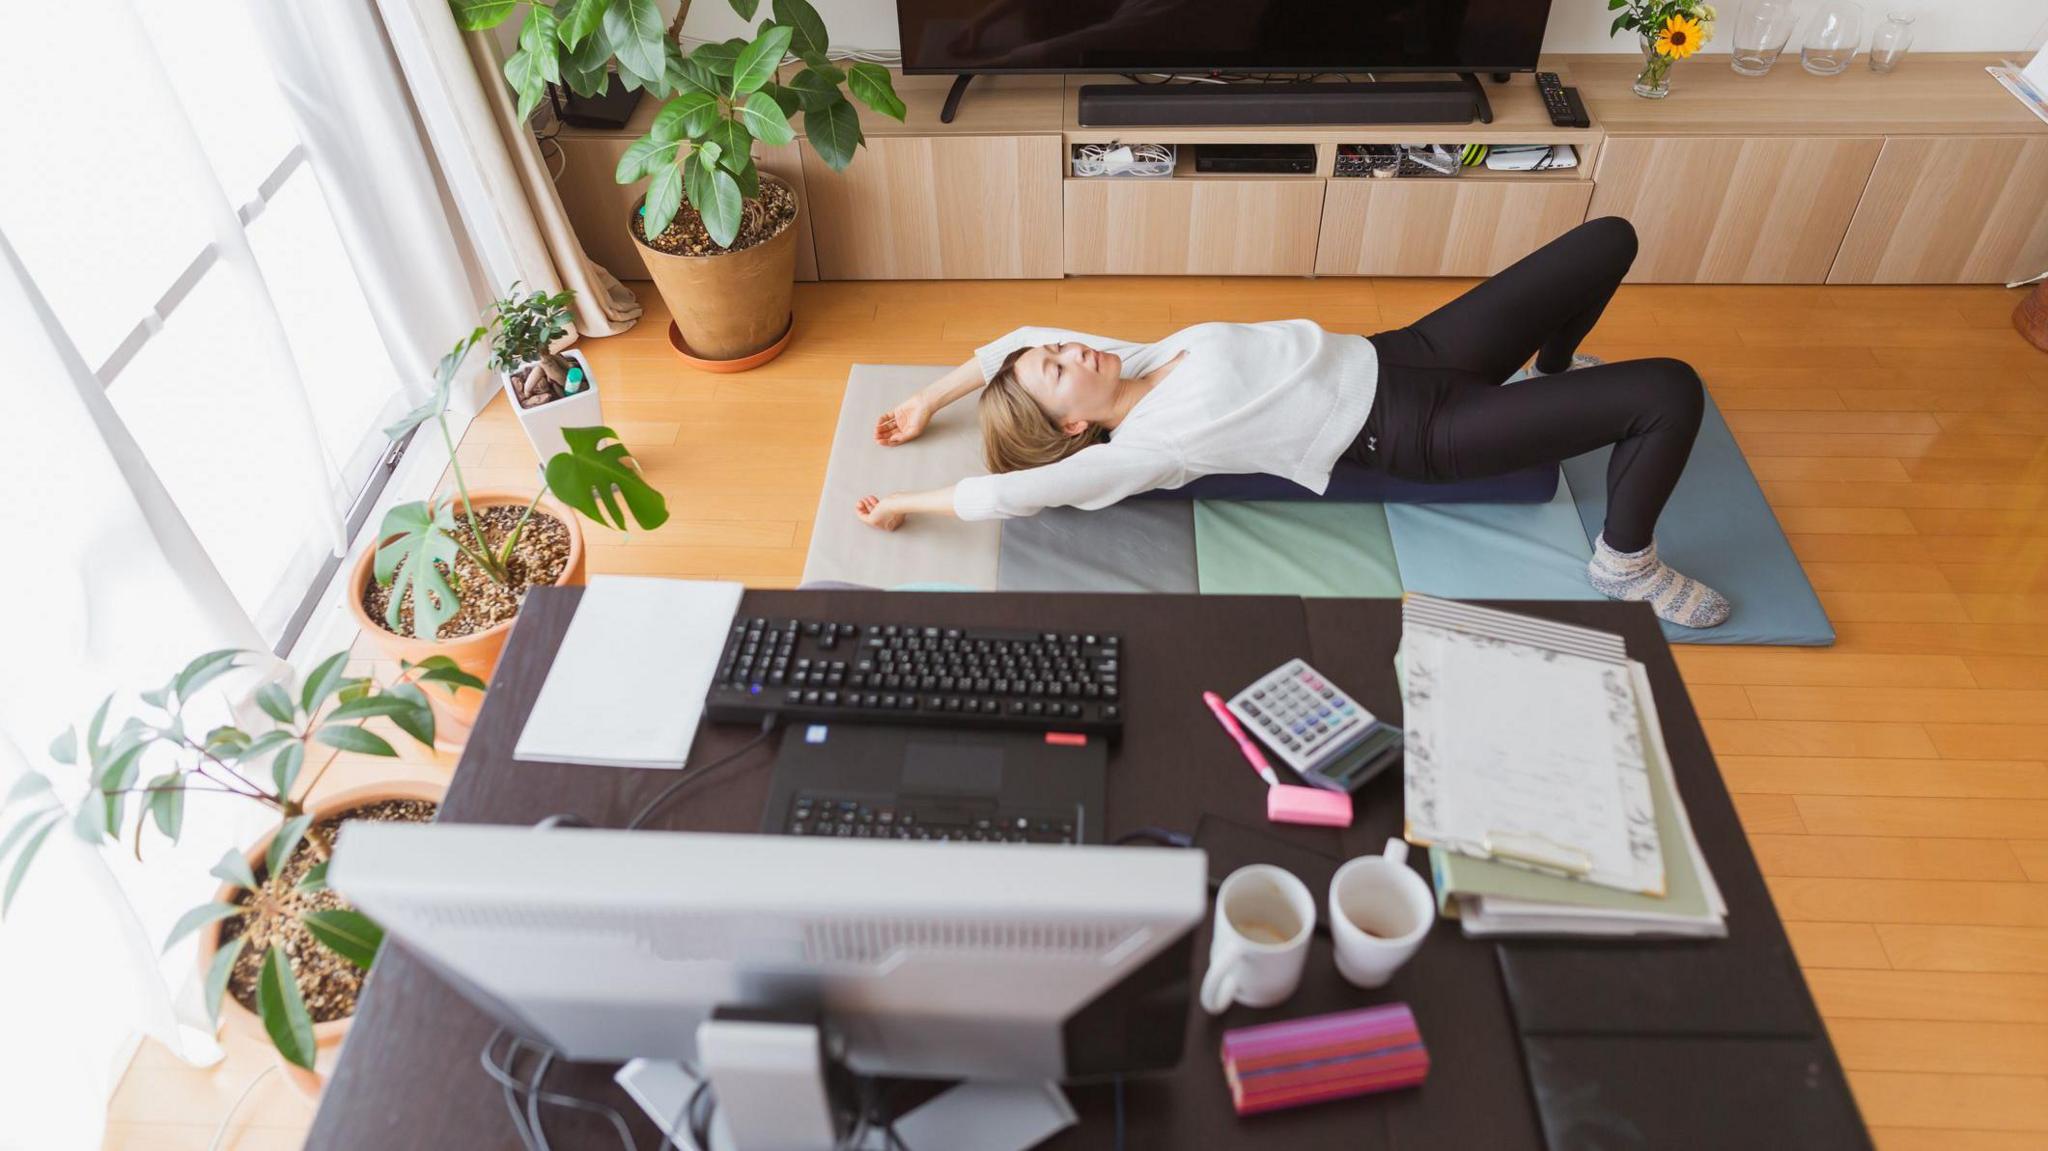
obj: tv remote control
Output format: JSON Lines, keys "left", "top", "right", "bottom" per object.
{"left": 1537, "top": 72, "right": 1590, "bottom": 129}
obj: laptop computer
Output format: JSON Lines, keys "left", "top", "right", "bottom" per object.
{"left": 760, "top": 724, "right": 1108, "bottom": 845}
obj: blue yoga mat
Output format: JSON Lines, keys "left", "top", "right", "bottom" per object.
{"left": 1563, "top": 394, "right": 1834, "bottom": 647}
{"left": 1385, "top": 476, "right": 1607, "bottom": 603}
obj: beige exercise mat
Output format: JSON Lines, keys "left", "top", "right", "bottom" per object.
{"left": 802, "top": 365, "right": 1003, "bottom": 590}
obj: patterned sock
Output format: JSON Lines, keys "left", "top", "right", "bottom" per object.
{"left": 1530, "top": 353, "right": 1605, "bottom": 376}
{"left": 1586, "top": 535, "right": 1731, "bottom": 629}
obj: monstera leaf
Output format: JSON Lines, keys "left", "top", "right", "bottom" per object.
{"left": 374, "top": 500, "right": 461, "bottom": 639}
{"left": 544, "top": 427, "right": 669, "bottom": 533}
{"left": 383, "top": 329, "right": 484, "bottom": 443}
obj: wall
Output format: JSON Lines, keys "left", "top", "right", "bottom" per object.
{"left": 677, "top": 1, "right": 2048, "bottom": 57}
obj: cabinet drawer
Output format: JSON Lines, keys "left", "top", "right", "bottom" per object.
{"left": 1830, "top": 135, "right": 2048, "bottom": 284}
{"left": 803, "top": 135, "right": 1062, "bottom": 280}
{"left": 1064, "top": 179, "right": 1323, "bottom": 276}
{"left": 1589, "top": 136, "right": 1881, "bottom": 283}
{"left": 1315, "top": 179, "right": 1594, "bottom": 277}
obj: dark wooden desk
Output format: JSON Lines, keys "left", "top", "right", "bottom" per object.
{"left": 307, "top": 590, "right": 1868, "bottom": 1150}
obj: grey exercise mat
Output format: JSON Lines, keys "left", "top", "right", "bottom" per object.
{"left": 998, "top": 503, "right": 1199, "bottom": 593}
{"left": 803, "top": 366, "right": 1002, "bottom": 591}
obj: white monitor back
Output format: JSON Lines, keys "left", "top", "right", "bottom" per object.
{"left": 330, "top": 824, "right": 1207, "bottom": 1081}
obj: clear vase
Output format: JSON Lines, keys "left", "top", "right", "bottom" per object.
{"left": 1634, "top": 35, "right": 1676, "bottom": 99}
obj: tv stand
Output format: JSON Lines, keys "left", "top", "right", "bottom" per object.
{"left": 1077, "top": 77, "right": 1492, "bottom": 127}
{"left": 939, "top": 73, "right": 975, "bottom": 124}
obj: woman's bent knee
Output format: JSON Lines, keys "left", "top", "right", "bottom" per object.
{"left": 1637, "top": 357, "right": 1705, "bottom": 426}
{"left": 1581, "top": 215, "right": 1639, "bottom": 263}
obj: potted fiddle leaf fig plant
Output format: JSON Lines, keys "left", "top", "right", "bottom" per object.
{"left": 0, "top": 648, "right": 477, "bottom": 1095}
{"left": 488, "top": 282, "right": 602, "bottom": 461}
{"left": 457, "top": 0, "right": 907, "bottom": 365}
{"left": 351, "top": 329, "right": 669, "bottom": 745}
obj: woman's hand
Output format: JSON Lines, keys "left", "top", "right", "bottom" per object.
{"left": 856, "top": 494, "right": 908, "bottom": 531}
{"left": 875, "top": 395, "right": 932, "bottom": 446}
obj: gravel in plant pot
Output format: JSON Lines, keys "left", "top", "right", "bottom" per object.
{"left": 460, "top": 0, "right": 909, "bottom": 364}
{"left": 0, "top": 647, "right": 477, "bottom": 1084}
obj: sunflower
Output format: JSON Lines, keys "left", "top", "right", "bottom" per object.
{"left": 1655, "top": 14, "right": 1705, "bottom": 59}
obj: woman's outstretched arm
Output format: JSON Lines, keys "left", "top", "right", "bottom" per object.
{"left": 856, "top": 486, "right": 956, "bottom": 531}
{"left": 877, "top": 326, "right": 1151, "bottom": 446}
{"left": 875, "top": 359, "right": 983, "bottom": 446}
{"left": 858, "top": 441, "right": 1178, "bottom": 531}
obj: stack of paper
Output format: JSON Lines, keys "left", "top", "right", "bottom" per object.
{"left": 1395, "top": 595, "right": 1725, "bottom": 939}
{"left": 1401, "top": 595, "right": 1666, "bottom": 897}
{"left": 1430, "top": 663, "right": 1725, "bottom": 938}
{"left": 514, "top": 577, "right": 743, "bottom": 769}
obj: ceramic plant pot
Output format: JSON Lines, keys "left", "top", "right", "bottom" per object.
{"left": 502, "top": 348, "right": 604, "bottom": 462}
{"left": 632, "top": 173, "right": 798, "bottom": 365}
{"left": 193, "top": 778, "right": 446, "bottom": 1100}
{"left": 347, "top": 489, "right": 586, "bottom": 748}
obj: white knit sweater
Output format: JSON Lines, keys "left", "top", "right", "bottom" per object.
{"left": 951, "top": 321, "right": 1379, "bottom": 521}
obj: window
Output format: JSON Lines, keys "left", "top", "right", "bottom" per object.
{"left": 0, "top": 0, "right": 412, "bottom": 644}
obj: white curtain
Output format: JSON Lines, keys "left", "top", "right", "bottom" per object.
{"left": 0, "top": 0, "right": 499, "bottom": 1142}
{"left": 247, "top": 0, "right": 487, "bottom": 392}
{"left": 377, "top": 0, "right": 644, "bottom": 339}
{"left": 0, "top": 225, "right": 264, "bottom": 1151}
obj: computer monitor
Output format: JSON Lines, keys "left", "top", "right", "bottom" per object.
{"left": 331, "top": 823, "right": 1207, "bottom": 1139}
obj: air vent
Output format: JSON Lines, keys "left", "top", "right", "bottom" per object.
{"left": 804, "top": 918, "right": 1144, "bottom": 965}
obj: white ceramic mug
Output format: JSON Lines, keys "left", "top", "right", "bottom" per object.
{"left": 1328, "top": 839, "right": 1436, "bottom": 990}
{"left": 1200, "top": 864, "right": 1316, "bottom": 1015}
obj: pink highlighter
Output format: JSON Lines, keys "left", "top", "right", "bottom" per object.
{"left": 1202, "top": 692, "right": 1354, "bottom": 828}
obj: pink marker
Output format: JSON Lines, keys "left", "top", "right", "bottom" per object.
{"left": 1204, "top": 691, "right": 1280, "bottom": 786}
{"left": 1203, "top": 692, "right": 1354, "bottom": 828}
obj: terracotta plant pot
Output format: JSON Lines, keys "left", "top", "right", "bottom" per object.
{"left": 2016, "top": 281, "right": 2048, "bottom": 355}
{"left": 194, "top": 778, "right": 446, "bottom": 1101}
{"left": 632, "top": 173, "right": 798, "bottom": 365}
{"left": 347, "top": 489, "right": 586, "bottom": 748}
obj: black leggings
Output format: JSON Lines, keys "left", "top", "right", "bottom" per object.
{"left": 1350, "top": 216, "right": 1703, "bottom": 553}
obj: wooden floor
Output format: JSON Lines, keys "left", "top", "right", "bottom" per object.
{"left": 107, "top": 276, "right": 2048, "bottom": 1149}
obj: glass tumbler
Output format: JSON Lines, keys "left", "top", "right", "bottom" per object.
{"left": 1869, "top": 12, "right": 1915, "bottom": 72}
{"left": 1731, "top": 0, "right": 1803, "bottom": 76}
{"left": 1801, "top": 1, "right": 1864, "bottom": 76}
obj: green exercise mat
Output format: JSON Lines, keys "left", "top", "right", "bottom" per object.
{"left": 1193, "top": 501, "right": 1404, "bottom": 598}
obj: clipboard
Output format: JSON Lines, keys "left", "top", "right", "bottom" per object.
{"left": 1398, "top": 595, "right": 1667, "bottom": 897}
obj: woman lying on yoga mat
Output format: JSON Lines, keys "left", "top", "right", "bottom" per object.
{"left": 858, "top": 216, "right": 1726, "bottom": 628}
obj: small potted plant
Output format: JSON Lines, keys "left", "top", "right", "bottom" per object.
{"left": 353, "top": 330, "right": 669, "bottom": 745}
{"left": 459, "top": 0, "right": 907, "bottom": 367}
{"left": 1607, "top": 0, "right": 1719, "bottom": 98}
{"left": 0, "top": 648, "right": 481, "bottom": 1096}
{"left": 488, "top": 283, "right": 603, "bottom": 461}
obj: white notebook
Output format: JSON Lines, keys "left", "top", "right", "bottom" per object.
{"left": 513, "top": 577, "right": 743, "bottom": 769}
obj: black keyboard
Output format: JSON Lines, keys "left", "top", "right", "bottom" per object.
{"left": 706, "top": 617, "right": 1124, "bottom": 738}
{"left": 783, "top": 793, "right": 1078, "bottom": 844}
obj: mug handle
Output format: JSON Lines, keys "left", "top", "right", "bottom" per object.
{"left": 1384, "top": 837, "right": 1408, "bottom": 868}
{"left": 1199, "top": 941, "right": 1243, "bottom": 1015}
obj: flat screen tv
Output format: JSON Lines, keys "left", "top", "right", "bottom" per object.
{"left": 897, "top": 0, "right": 1557, "bottom": 76}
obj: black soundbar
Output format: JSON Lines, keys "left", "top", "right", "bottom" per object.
{"left": 1077, "top": 79, "right": 1487, "bottom": 127}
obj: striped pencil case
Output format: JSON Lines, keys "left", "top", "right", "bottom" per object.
{"left": 1220, "top": 1003, "right": 1429, "bottom": 1116}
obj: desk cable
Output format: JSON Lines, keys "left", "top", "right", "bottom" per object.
{"left": 626, "top": 715, "right": 781, "bottom": 831}
{"left": 481, "top": 1028, "right": 640, "bottom": 1151}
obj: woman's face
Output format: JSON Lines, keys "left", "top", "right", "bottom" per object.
{"left": 1014, "top": 341, "right": 1123, "bottom": 435}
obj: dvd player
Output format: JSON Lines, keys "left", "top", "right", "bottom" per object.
{"left": 1193, "top": 144, "right": 1318, "bottom": 175}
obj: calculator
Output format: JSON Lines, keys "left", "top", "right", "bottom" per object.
{"left": 1226, "top": 659, "right": 1404, "bottom": 793}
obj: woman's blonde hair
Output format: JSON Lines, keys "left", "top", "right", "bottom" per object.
{"left": 978, "top": 346, "right": 1107, "bottom": 474}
